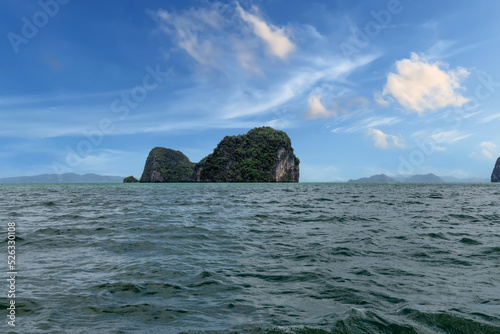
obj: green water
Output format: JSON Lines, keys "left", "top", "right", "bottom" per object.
{"left": 1, "top": 183, "right": 499, "bottom": 333}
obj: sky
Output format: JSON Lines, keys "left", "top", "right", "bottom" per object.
{"left": 2, "top": 0, "right": 500, "bottom": 181}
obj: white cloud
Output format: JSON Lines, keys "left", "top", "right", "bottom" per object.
{"left": 221, "top": 54, "right": 377, "bottom": 119}
{"left": 334, "top": 116, "right": 401, "bottom": 133}
{"left": 264, "top": 118, "right": 292, "bottom": 129}
{"left": 152, "top": 2, "right": 295, "bottom": 73}
{"left": 471, "top": 141, "right": 497, "bottom": 160}
{"left": 411, "top": 129, "right": 471, "bottom": 152}
{"left": 2, "top": 5, "right": 380, "bottom": 141}
{"left": 236, "top": 3, "right": 295, "bottom": 59}
{"left": 425, "top": 39, "right": 483, "bottom": 61}
{"left": 430, "top": 130, "right": 471, "bottom": 144}
{"left": 305, "top": 92, "right": 369, "bottom": 120}
{"left": 153, "top": 7, "right": 225, "bottom": 69}
{"left": 479, "top": 112, "right": 500, "bottom": 124}
{"left": 425, "top": 40, "right": 456, "bottom": 60}
{"left": 367, "top": 128, "right": 405, "bottom": 149}
{"left": 374, "top": 91, "right": 390, "bottom": 107}
{"left": 306, "top": 95, "right": 334, "bottom": 119}
{"left": 382, "top": 53, "right": 470, "bottom": 113}
{"left": 233, "top": 41, "right": 263, "bottom": 75}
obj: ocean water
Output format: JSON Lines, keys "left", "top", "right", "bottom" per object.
{"left": 1, "top": 183, "right": 500, "bottom": 333}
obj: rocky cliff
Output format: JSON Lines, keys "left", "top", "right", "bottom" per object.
{"left": 123, "top": 176, "right": 139, "bottom": 183}
{"left": 195, "top": 127, "right": 299, "bottom": 182}
{"left": 139, "top": 127, "right": 300, "bottom": 183}
{"left": 491, "top": 158, "right": 500, "bottom": 182}
{"left": 140, "top": 147, "right": 195, "bottom": 182}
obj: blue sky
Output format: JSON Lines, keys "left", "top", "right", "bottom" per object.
{"left": 2, "top": 0, "right": 500, "bottom": 181}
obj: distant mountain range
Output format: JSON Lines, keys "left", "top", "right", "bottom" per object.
{"left": 348, "top": 173, "right": 489, "bottom": 184}
{"left": 347, "top": 174, "right": 399, "bottom": 183}
{"left": 439, "top": 176, "right": 490, "bottom": 183}
{"left": 0, "top": 173, "right": 124, "bottom": 184}
{"left": 0, "top": 172, "right": 490, "bottom": 184}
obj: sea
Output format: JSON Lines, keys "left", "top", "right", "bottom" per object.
{"left": 1, "top": 183, "right": 500, "bottom": 333}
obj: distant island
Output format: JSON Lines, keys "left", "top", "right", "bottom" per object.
{"left": 348, "top": 173, "right": 489, "bottom": 184}
{"left": 136, "top": 127, "right": 300, "bottom": 183}
{"left": 3, "top": 142, "right": 496, "bottom": 185}
{"left": 403, "top": 173, "right": 445, "bottom": 183}
{"left": 347, "top": 174, "right": 400, "bottom": 183}
{"left": 123, "top": 176, "right": 140, "bottom": 183}
{"left": 0, "top": 173, "right": 124, "bottom": 184}
{"left": 492, "top": 158, "right": 500, "bottom": 182}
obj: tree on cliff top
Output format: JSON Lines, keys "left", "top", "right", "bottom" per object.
{"left": 197, "top": 127, "right": 299, "bottom": 182}
{"left": 140, "top": 147, "right": 195, "bottom": 182}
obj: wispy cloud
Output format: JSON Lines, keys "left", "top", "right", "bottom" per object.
{"left": 306, "top": 92, "right": 369, "bottom": 120}
{"left": 374, "top": 91, "right": 390, "bottom": 107}
{"left": 152, "top": 5, "right": 226, "bottom": 69}
{"left": 221, "top": 54, "right": 377, "bottom": 119}
{"left": 236, "top": 2, "right": 295, "bottom": 59}
{"left": 146, "top": 1, "right": 381, "bottom": 125}
{"left": 306, "top": 95, "right": 333, "bottom": 119}
{"left": 367, "top": 128, "right": 405, "bottom": 149}
{"left": 333, "top": 116, "right": 401, "bottom": 134}
{"left": 471, "top": 141, "right": 497, "bottom": 160}
{"left": 430, "top": 130, "right": 471, "bottom": 144}
{"left": 152, "top": 1, "right": 295, "bottom": 73}
{"left": 382, "top": 53, "right": 470, "bottom": 113}
{"left": 479, "top": 112, "right": 500, "bottom": 124}
{"left": 425, "top": 39, "right": 483, "bottom": 60}
{"left": 411, "top": 129, "right": 471, "bottom": 152}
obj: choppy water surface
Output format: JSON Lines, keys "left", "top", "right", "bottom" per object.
{"left": 1, "top": 183, "right": 500, "bottom": 333}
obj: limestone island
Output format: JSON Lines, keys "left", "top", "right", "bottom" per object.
{"left": 123, "top": 176, "right": 140, "bottom": 183}
{"left": 492, "top": 157, "right": 500, "bottom": 182}
{"left": 132, "top": 127, "right": 300, "bottom": 183}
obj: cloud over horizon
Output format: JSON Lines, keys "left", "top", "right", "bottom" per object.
{"left": 382, "top": 53, "right": 470, "bottom": 113}
{"left": 367, "top": 128, "right": 405, "bottom": 149}
{"left": 3, "top": 0, "right": 498, "bottom": 180}
{"left": 471, "top": 141, "right": 497, "bottom": 160}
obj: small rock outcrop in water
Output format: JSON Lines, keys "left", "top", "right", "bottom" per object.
{"left": 123, "top": 176, "right": 139, "bottom": 183}
{"left": 140, "top": 148, "right": 195, "bottom": 183}
{"left": 139, "top": 127, "right": 300, "bottom": 183}
{"left": 491, "top": 158, "right": 500, "bottom": 182}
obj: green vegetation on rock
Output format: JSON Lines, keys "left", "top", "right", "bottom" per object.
{"left": 123, "top": 176, "right": 139, "bottom": 183}
{"left": 138, "top": 127, "right": 300, "bottom": 183}
{"left": 196, "top": 127, "right": 299, "bottom": 182}
{"left": 140, "top": 147, "right": 195, "bottom": 182}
